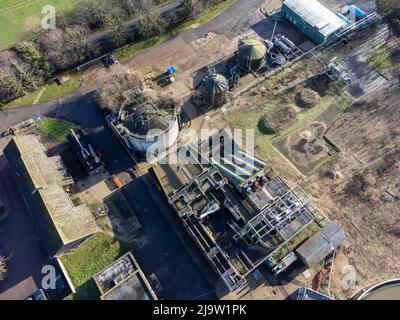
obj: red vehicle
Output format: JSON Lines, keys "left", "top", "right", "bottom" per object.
{"left": 112, "top": 176, "right": 123, "bottom": 189}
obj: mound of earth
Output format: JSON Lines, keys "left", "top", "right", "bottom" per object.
{"left": 295, "top": 88, "right": 320, "bottom": 108}
{"left": 258, "top": 104, "right": 297, "bottom": 134}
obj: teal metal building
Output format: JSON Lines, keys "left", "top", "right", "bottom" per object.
{"left": 281, "top": 0, "right": 347, "bottom": 45}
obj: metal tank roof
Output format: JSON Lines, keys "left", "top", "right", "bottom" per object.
{"left": 123, "top": 103, "right": 175, "bottom": 139}
{"left": 238, "top": 38, "right": 267, "bottom": 60}
{"left": 202, "top": 73, "right": 228, "bottom": 94}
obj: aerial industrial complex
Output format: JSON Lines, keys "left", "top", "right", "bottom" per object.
{"left": 0, "top": 0, "right": 399, "bottom": 303}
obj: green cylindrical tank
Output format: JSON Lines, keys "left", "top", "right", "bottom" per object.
{"left": 237, "top": 38, "right": 267, "bottom": 71}
{"left": 202, "top": 73, "right": 228, "bottom": 107}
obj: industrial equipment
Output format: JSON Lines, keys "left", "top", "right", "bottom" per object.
{"left": 237, "top": 38, "right": 267, "bottom": 71}
{"left": 320, "top": 58, "right": 352, "bottom": 87}
{"left": 272, "top": 252, "right": 298, "bottom": 275}
{"left": 67, "top": 129, "right": 105, "bottom": 176}
{"left": 5, "top": 115, "right": 44, "bottom": 136}
{"left": 202, "top": 69, "right": 229, "bottom": 107}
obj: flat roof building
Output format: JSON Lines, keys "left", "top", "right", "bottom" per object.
{"left": 296, "top": 287, "right": 333, "bottom": 300}
{"left": 94, "top": 252, "right": 157, "bottom": 300}
{"left": 4, "top": 135, "right": 100, "bottom": 256}
{"left": 281, "top": 0, "right": 347, "bottom": 44}
{"left": 296, "top": 223, "right": 345, "bottom": 267}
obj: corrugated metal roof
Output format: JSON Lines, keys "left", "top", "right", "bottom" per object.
{"left": 283, "top": 0, "right": 346, "bottom": 37}
{"left": 202, "top": 73, "right": 228, "bottom": 94}
{"left": 296, "top": 223, "right": 345, "bottom": 267}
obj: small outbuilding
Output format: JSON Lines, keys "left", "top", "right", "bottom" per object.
{"left": 296, "top": 223, "right": 345, "bottom": 267}
{"left": 281, "top": 0, "right": 347, "bottom": 44}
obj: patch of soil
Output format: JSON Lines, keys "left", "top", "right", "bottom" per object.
{"left": 306, "top": 75, "right": 330, "bottom": 96}
{"left": 287, "top": 122, "right": 328, "bottom": 167}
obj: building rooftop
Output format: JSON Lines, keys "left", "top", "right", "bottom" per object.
{"left": 152, "top": 132, "right": 320, "bottom": 292}
{"left": 94, "top": 252, "right": 157, "bottom": 300}
{"left": 13, "top": 135, "right": 99, "bottom": 245}
{"left": 296, "top": 287, "right": 333, "bottom": 300}
{"left": 296, "top": 223, "right": 346, "bottom": 267}
{"left": 283, "top": 0, "right": 346, "bottom": 38}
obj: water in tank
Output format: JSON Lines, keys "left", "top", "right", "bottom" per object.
{"left": 202, "top": 72, "right": 228, "bottom": 107}
{"left": 237, "top": 38, "right": 267, "bottom": 71}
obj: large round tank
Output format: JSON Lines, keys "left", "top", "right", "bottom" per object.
{"left": 121, "top": 103, "right": 179, "bottom": 156}
{"left": 357, "top": 279, "right": 400, "bottom": 300}
{"left": 202, "top": 73, "right": 228, "bottom": 107}
{"left": 237, "top": 38, "right": 267, "bottom": 71}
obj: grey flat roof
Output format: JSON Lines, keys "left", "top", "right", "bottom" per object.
{"left": 296, "top": 287, "right": 333, "bottom": 300}
{"left": 296, "top": 223, "right": 345, "bottom": 267}
{"left": 94, "top": 252, "right": 157, "bottom": 300}
{"left": 13, "top": 135, "right": 99, "bottom": 244}
{"left": 283, "top": 0, "right": 346, "bottom": 37}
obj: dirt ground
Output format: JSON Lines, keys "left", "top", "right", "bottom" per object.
{"left": 304, "top": 79, "right": 400, "bottom": 298}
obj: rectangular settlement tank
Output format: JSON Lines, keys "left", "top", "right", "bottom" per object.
{"left": 282, "top": 0, "right": 347, "bottom": 44}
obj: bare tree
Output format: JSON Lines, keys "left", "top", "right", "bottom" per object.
{"left": 97, "top": 69, "right": 144, "bottom": 113}
{"left": 65, "top": 25, "right": 99, "bottom": 62}
{"left": 38, "top": 28, "right": 76, "bottom": 71}
{"left": 376, "top": 0, "right": 400, "bottom": 16}
{"left": 137, "top": 7, "right": 167, "bottom": 39}
{"left": 177, "top": 0, "right": 204, "bottom": 18}
{"left": 104, "top": 4, "right": 131, "bottom": 47}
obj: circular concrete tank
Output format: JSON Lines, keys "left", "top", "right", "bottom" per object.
{"left": 122, "top": 103, "right": 179, "bottom": 156}
{"left": 237, "top": 38, "right": 267, "bottom": 71}
{"left": 357, "top": 279, "right": 400, "bottom": 300}
{"left": 202, "top": 73, "right": 228, "bottom": 107}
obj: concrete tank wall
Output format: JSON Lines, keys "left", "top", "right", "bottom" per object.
{"left": 127, "top": 117, "right": 179, "bottom": 155}
{"left": 357, "top": 279, "right": 400, "bottom": 300}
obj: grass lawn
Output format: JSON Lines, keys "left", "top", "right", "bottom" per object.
{"left": 0, "top": 0, "right": 80, "bottom": 51}
{"left": 61, "top": 233, "right": 129, "bottom": 300}
{"left": 118, "top": 0, "right": 238, "bottom": 62}
{"left": 2, "top": 73, "right": 82, "bottom": 109}
{"left": 37, "top": 117, "right": 79, "bottom": 142}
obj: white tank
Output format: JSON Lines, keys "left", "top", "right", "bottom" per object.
{"left": 122, "top": 103, "right": 179, "bottom": 156}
